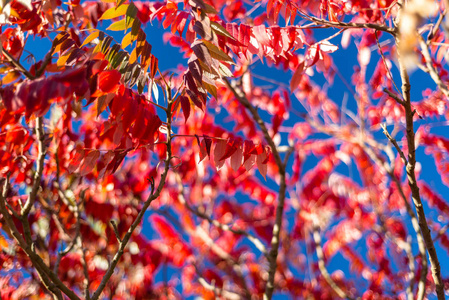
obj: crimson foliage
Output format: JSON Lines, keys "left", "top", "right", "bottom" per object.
{"left": 1, "top": 0, "right": 449, "bottom": 299}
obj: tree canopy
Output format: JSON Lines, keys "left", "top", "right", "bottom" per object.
{"left": 1, "top": 0, "right": 449, "bottom": 299}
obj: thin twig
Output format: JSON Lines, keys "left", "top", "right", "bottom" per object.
{"left": 433, "top": 222, "right": 449, "bottom": 242}
{"left": 418, "top": 35, "right": 449, "bottom": 98}
{"left": 110, "top": 220, "right": 122, "bottom": 243}
{"left": 296, "top": 9, "right": 396, "bottom": 35}
{"left": 22, "top": 117, "right": 46, "bottom": 216}
{"left": 312, "top": 225, "right": 353, "bottom": 300}
{"left": 80, "top": 239, "right": 91, "bottom": 300}
{"left": 427, "top": 9, "right": 447, "bottom": 41}
{"left": 383, "top": 88, "right": 404, "bottom": 105}
{"left": 0, "top": 45, "right": 35, "bottom": 79}
{"left": 381, "top": 124, "right": 407, "bottom": 165}
{"left": 375, "top": 31, "right": 402, "bottom": 96}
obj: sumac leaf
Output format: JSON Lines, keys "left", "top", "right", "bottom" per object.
{"left": 81, "top": 30, "right": 100, "bottom": 47}
{"left": 202, "top": 40, "right": 234, "bottom": 64}
{"left": 180, "top": 96, "right": 191, "bottom": 123}
{"left": 79, "top": 150, "right": 100, "bottom": 176}
{"left": 98, "top": 70, "right": 121, "bottom": 93}
{"left": 100, "top": 4, "right": 129, "bottom": 20}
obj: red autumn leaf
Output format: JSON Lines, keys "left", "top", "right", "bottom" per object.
{"left": 219, "top": 138, "right": 238, "bottom": 161}
{"left": 98, "top": 70, "right": 122, "bottom": 93}
{"left": 78, "top": 150, "right": 100, "bottom": 176}
{"left": 180, "top": 96, "right": 191, "bottom": 123}
{"left": 230, "top": 140, "right": 243, "bottom": 171}
{"left": 290, "top": 60, "right": 305, "bottom": 92}
{"left": 68, "top": 145, "right": 85, "bottom": 174}
{"left": 199, "top": 137, "right": 212, "bottom": 162}
{"left": 256, "top": 150, "right": 268, "bottom": 180}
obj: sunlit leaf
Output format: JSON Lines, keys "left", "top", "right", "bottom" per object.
{"left": 202, "top": 40, "right": 234, "bottom": 64}
{"left": 80, "top": 30, "right": 99, "bottom": 47}
{"left": 107, "top": 19, "right": 126, "bottom": 31}
{"left": 100, "top": 4, "right": 129, "bottom": 20}
{"left": 98, "top": 70, "right": 121, "bottom": 93}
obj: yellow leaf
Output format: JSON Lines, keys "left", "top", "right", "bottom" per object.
{"left": 80, "top": 30, "right": 99, "bottom": 47}
{"left": 99, "top": 4, "right": 128, "bottom": 20}
{"left": 121, "top": 31, "right": 132, "bottom": 49}
{"left": 129, "top": 47, "right": 137, "bottom": 64}
{"left": 57, "top": 48, "right": 74, "bottom": 67}
{"left": 107, "top": 19, "right": 126, "bottom": 31}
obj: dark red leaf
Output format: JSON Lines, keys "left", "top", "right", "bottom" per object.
{"left": 180, "top": 96, "right": 191, "bottom": 123}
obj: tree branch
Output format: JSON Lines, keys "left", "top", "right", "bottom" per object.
{"left": 396, "top": 42, "right": 444, "bottom": 300}
{"left": 224, "top": 78, "right": 287, "bottom": 300}
{"left": 361, "top": 143, "right": 427, "bottom": 300}
{"left": 90, "top": 86, "right": 175, "bottom": 300}
{"left": 381, "top": 124, "right": 407, "bottom": 165}
{"left": 418, "top": 35, "right": 449, "bottom": 98}
{"left": 22, "top": 119, "right": 46, "bottom": 217}
{"left": 375, "top": 31, "right": 402, "bottom": 96}
{"left": 0, "top": 177, "right": 79, "bottom": 300}
{"left": 0, "top": 45, "right": 35, "bottom": 79}
{"left": 296, "top": 10, "right": 396, "bottom": 35}
{"left": 312, "top": 225, "right": 353, "bottom": 300}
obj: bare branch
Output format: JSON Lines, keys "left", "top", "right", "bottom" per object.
{"left": 22, "top": 117, "right": 46, "bottom": 216}
{"left": 110, "top": 220, "right": 122, "bottom": 243}
{"left": 381, "top": 124, "right": 408, "bottom": 165}
{"left": 375, "top": 31, "right": 402, "bottom": 96}
{"left": 224, "top": 78, "right": 287, "bottom": 300}
{"left": 418, "top": 35, "right": 449, "bottom": 98}
{"left": 296, "top": 10, "right": 396, "bottom": 35}
{"left": 312, "top": 225, "right": 353, "bottom": 300}
{"left": 395, "top": 40, "right": 444, "bottom": 299}
{"left": 0, "top": 45, "right": 35, "bottom": 79}
{"left": 427, "top": 9, "right": 446, "bottom": 41}
{"left": 80, "top": 240, "right": 91, "bottom": 300}
{"left": 383, "top": 88, "right": 404, "bottom": 105}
